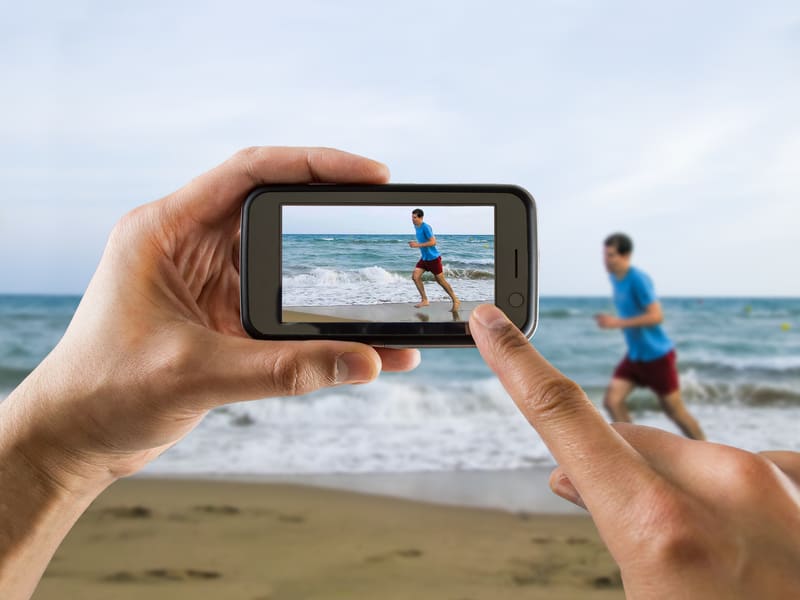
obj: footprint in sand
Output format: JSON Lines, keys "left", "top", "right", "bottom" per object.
{"left": 277, "top": 514, "right": 306, "bottom": 523}
{"left": 591, "top": 570, "right": 623, "bottom": 588}
{"left": 192, "top": 504, "right": 241, "bottom": 515}
{"left": 530, "top": 536, "right": 552, "bottom": 544}
{"left": 364, "top": 548, "right": 424, "bottom": 563}
{"left": 530, "top": 535, "right": 593, "bottom": 546}
{"left": 509, "top": 557, "right": 568, "bottom": 586}
{"left": 98, "top": 505, "right": 153, "bottom": 519}
{"left": 102, "top": 568, "right": 222, "bottom": 583}
{"left": 565, "top": 536, "right": 591, "bottom": 545}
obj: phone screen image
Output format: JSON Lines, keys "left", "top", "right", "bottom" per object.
{"left": 281, "top": 204, "right": 494, "bottom": 323}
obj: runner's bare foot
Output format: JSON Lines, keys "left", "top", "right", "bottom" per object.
{"left": 415, "top": 300, "right": 430, "bottom": 308}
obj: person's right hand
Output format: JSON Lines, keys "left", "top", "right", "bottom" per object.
{"left": 470, "top": 304, "right": 800, "bottom": 598}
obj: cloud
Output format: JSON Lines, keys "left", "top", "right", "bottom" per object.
{"left": 1, "top": 1, "right": 798, "bottom": 295}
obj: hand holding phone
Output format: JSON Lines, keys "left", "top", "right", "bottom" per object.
{"left": 240, "top": 184, "right": 538, "bottom": 346}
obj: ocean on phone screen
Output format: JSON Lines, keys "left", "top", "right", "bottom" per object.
{"left": 281, "top": 234, "right": 495, "bottom": 306}
{"left": 1, "top": 295, "right": 799, "bottom": 474}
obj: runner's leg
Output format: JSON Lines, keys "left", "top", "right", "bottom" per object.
{"left": 603, "top": 377, "right": 636, "bottom": 423}
{"left": 658, "top": 390, "right": 706, "bottom": 440}
{"left": 434, "top": 273, "right": 460, "bottom": 311}
{"left": 412, "top": 268, "right": 429, "bottom": 307}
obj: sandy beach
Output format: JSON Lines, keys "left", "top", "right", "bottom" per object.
{"left": 35, "top": 477, "right": 623, "bottom": 600}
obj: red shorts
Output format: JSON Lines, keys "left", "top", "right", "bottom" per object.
{"left": 415, "top": 256, "right": 443, "bottom": 275}
{"left": 613, "top": 349, "right": 679, "bottom": 396}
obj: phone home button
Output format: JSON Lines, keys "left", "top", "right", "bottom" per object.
{"left": 508, "top": 292, "right": 524, "bottom": 308}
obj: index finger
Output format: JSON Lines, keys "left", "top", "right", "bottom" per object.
{"left": 171, "top": 146, "right": 390, "bottom": 224}
{"left": 469, "top": 304, "right": 656, "bottom": 513}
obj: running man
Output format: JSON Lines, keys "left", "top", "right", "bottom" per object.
{"left": 409, "top": 208, "right": 460, "bottom": 311}
{"left": 595, "top": 233, "right": 705, "bottom": 440}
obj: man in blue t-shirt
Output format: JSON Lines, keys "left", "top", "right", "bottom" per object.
{"left": 409, "top": 208, "right": 460, "bottom": 311}
{"left": 595, "top": 233, "right": 705, "bottom": 440}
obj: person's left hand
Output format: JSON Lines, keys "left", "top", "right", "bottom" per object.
{"left": 6, "top": 146, "right": 420, "bottom": 494}
{"left": 408, "top": 241, "right": 420, "bottom": 248}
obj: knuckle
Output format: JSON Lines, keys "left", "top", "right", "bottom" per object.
{"left": 630, "top": 487, "right": 714, "bottom": 568}
{"left": 110, "top": 206, "right": 146, "bottom": 243}
{"left": 233, "top": 146, "right": 266, "bottom": 179}
{"left": 648, "top": 523, "right": 712, "bottom": 568}
{"left": 492, "top": 321, "right": 533, "bottom": 359}
{"left": 713, "top": 450, "right": 780, "bottom": 502}
{"left": 234, "top": 145, "right": 264, "bottom": 162}
{"left": 152, "top": 331, "right": 198, "bottom": 381}
{"left": 108, "top": 204, "right": 165, "bottom": 254}
{"left": 720, "top": 451, "right": 771, "bottom": 481}
{"left": 521, "top": 376, "right": 586, "bottom": 421}
{"left": 269, "top": 352, "right": 302, "bottom": 396}
{"left": 268, "top": 351, "right": 333, "bottom": 397}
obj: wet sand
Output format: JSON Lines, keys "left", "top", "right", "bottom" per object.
{"left": 283, "top": 301, "right": 480, "bottom": 323}
{"left": 35, "top": 477, "right": 624, "bottom": 600}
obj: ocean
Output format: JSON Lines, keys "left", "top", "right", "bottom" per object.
{"left": 1, "top": 295, "right": 799, "bottom": 476}
{"left": 282, "top": 233, "right": 495, "bottom": 307}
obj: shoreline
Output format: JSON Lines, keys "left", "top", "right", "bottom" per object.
{"left": 137, "top": 466, "right": 582, "bottom": 515}
{"left": 283, "top": 300, "right": 483, "bottom": 323}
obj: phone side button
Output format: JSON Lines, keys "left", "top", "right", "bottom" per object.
{"left": 508, "top": 293, "right": 524, "bottom": 308}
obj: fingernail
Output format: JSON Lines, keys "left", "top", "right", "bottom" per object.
{"left": 336, "top": 353, "right": 376, "bottom": 384}
{"left": 472, "top": 304, "right": 511, "bottom": 330}
{"left": 552, "top": 476, "right": 587, "bottom": 510}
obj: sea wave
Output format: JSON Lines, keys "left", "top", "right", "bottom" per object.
{"left": 285, "top": 265, "right": 495, "bottom": 286}
{"left": 539, "top": 308, "right": 584, "bottom": 319}
{"left": 208, "top": 378, "right": 515, "bottom": 425}
{"left": 680, "top": 356, "right": 800, "bottom": 376}
{"left": 285, "top": 266, "right": 407, "bottom": 286}
{"left": 207, "top": 373, "right": 800, "bottom": 429}
{"left": 442, "top": 267, "right": 495, "bottom": 280}
{"left": 679, "top": 370, "right": 800, "bottom": 406}
{"left": 145, "top": 375, "right": 800, "bottom": 475}
{"left": 446, "top": 258, "right": 495, "bottom": 267}
{"left": 583, "top": 373, "right": 800, "bottom": 408}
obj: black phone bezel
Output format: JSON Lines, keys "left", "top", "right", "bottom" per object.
{"left": 240, "top": 184, "right": 538, "bottom": 347}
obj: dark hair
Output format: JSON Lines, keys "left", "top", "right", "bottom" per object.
{"left": 604, "top": 233, "right": 633, "bottom": 255}
{"left": 412, "top": 208, "right": 424, "bottom": 218}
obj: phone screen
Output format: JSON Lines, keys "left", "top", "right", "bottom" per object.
{"left": 281, "top": 205, "right": 495, "bottom": 323}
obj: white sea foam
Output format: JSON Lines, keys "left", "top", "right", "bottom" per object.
{"left": 283, "top": 266, "right": 494, "bottom": 305}
{"left": 143, "top": 376, "right": 800, "bottom": 476}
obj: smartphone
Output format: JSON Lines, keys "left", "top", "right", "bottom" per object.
{"left": 240, "top": 184, "right": 537, "bottom": 346}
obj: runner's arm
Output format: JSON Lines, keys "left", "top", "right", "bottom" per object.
{"left": 596, "top": 301, "right": 663, "bottom": 329}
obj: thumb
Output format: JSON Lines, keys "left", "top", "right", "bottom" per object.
{"left": 184, "top": 331, "right": 382, "bottom": 409}
{"left": 549, "top": 466, "right": 587, "bottom": 510}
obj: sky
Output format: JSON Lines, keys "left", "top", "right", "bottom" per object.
{"left": 282, "top": 205, "right": 494, "bottom": 235}
{"left": 1, "top": 1, "right": 798, "bottom": 295}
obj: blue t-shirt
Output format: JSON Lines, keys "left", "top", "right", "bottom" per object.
{"left": 415, "top": 222, "right": 441, "bottom": 261}
{"left": 611, "top": 266, "right": 673, "bottom": 361}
